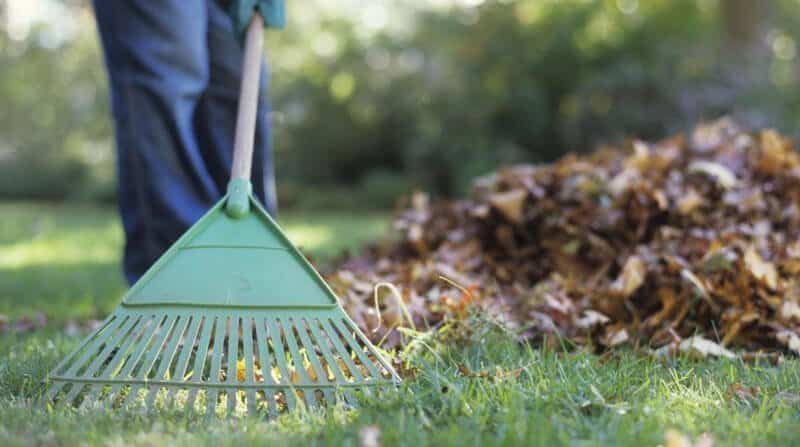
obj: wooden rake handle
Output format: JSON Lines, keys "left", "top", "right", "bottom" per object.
{"left": 231, "top": 13, "right": 264, "bottom": 182}
{"left": 227, "top": 13, "right": 264, "bottom": 218}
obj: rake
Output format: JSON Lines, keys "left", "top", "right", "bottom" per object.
{"left": 44, "top": 13, "right": 399, "bottom": 417}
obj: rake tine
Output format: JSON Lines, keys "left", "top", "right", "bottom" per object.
{"left": 332, "top": 318, "right": 381, "bottom": 380}
{"left": 320, "top": 319, "right": 364, "bottom": 382}
{"left": 153, "top": 316, "right": 191, "bottom": 380}
{"left": 97, "top": 317, "right": 144, "bottom": 379}
{"left": 344, "top": 317, "right": 398, "bottom": 380}
{"left": 206, "top": 388, "right": 219, "bottom": 418}
{"left": 305, "top": 319, "right": 348, "bottom": 384}
{"left": 43, "top": 381, "right": 68, "bottom": 405}
{"left": 209, "top": 318, "right": 225, "bottom": 383}
{"left": 172, "top": 316, "right": 202, "bottom": 382}
{"left": 280, "top": 319, "right": 315, "bottom": 408}
{"left": 206, "top": 317, "right": 226, "bottom": 417}
{"left": 117, "top": 316, "right": 160, "bottom": 378}
{"left": 306, "top": 320, "right": 357, "bottom": 404}
{"left": 266, "top": 318, "right": 292, "bottom": 385}
{"left": 77, "top": 384, "right": 102, "bottom": 410}
{"left": 264, "top": 390, "right": 277, "bottom": 418}
{"left": 121, "top": 385, "right": 144, "bottom": 409}
{"left": 62, "top": 383, "right": 87, "bottom": 408}
{"left": 255, "top": 318, "right": 276, "bottom": 385}
{"left": 133, "top": 315, "right": 178, "bottom": 381}
{"left": 185, "top": 389, "right": 199, "bottom": 414}
{"left": 62, "top": 316, "right": 127, "bottom": 378}
{"left": 296, "top": 318, "right": 327, "bottom": 384}
{"left": 80, "top": 317, "right": 138, "bottom": 379}
{"left": 283, "top": 388, "right": 298, "bottom": 412}
{"left": 241, "top": 317, "right": 257, "bottom": 415}
{"left": 225, "top": 317, "right": 241, "bottom": 414}
{"left": 102, "top": 384, "right": 122, "bottom": 409}
{"left": 48, "top": 315, "right": 115, "bottom": 377}
{"left": 144, "top": 386, "right": 160, "bottom": 409}
{"left": 164, "top": 388, "right": 177, "bottom": 410}
{"left": 190, "top": 317, "right": 215, "bottom": 383}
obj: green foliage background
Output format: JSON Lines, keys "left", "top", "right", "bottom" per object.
{"left": 2, "top": 0, "right": 800, "bottom": 206}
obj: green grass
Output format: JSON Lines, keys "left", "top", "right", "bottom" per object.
{"left": 1, "top": 201, "right": 799, "bottom": 446}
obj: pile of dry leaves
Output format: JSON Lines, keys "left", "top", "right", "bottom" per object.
{"left": 327, "top": 118, "right": 800, "bottom": 356}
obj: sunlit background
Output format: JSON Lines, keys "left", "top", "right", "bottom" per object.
{"left": 2, "top": 0, "right": 800, "bottom": 209}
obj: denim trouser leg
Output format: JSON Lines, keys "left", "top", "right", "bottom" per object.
{"left": 92, "top": 0, "right": 277, "bottom": 285}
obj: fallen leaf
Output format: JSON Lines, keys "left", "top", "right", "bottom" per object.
{"left": 13, "top": 313, "right": 47, "bottom": 334}
{"left": 744, "top": 246, "right": 778, "bottom": 290}
{"left": 780, "top": 301, "right": 800, "bottom": 322}
{"left": 0, "top": 314, "right": 8, "bottom": 334}
{"left": 679, "top": 336, "right": 736, "bottom": 359}
{"left": 776, "top": 330, "right": 800, "bottom": 355}
{"left": 677, "top": 189, "right": 705, "bottom": 215}
{"left": 576, "top": 310, "right": 610, "bottom": 328}
{"left": 689, "top": 160, "right": 738, "bottom": 189}
{"left": 358, "top": 425, "right": 382, "bottom": 447}
{"left": 489, "top": 189, "right": 527, "bottom": 224}
{"left": 680, "top": 269, "right": 709, "bottom": 299}
{"left": 602, "top": 327, "right": 630, "bottom": 347}
{"left": 727, "top": 383, "right": 760, "bottom": 401}
{"left": 611, "top": 256, "right": 646, "bottom": 297}
{"left": 237, "top": 359, "right": 247, "bottom": 382}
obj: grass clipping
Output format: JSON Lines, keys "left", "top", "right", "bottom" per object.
{"left": 328, "top": 118, "right": 800, "bottom": 356}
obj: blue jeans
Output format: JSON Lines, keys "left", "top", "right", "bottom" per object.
{"left": 93, "top": 0, "right": 277, "bottom": 285}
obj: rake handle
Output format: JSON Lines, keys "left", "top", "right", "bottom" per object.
{"left": 231, "top": 13, "right": 264, "bottom": 182}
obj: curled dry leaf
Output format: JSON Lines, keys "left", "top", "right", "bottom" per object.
{"left": 610, "top": 256, "right": 646, "bottom": 297}
{"left": 744, "top": 246, "right": 778, "bottom": 290}
{"left": 688, "top": 160, "right": 738, "bottom": 189}
{"left": 488, "top": 188, "right": 527, "bottom": 224}
{"left": 776, "top": 330, "right": 800, "bottom": 355}
{"left": 576, "top": 310, "right": 610, "bottom": 329}
{"left": 678, "top": 336, "right": 736, "bottom": 359}
{"left": 602, "top": 327, "right": 629, "bottom": 347}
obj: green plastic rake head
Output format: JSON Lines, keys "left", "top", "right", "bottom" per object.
{"left": 44, "top": 14, "right": 398, "bottom": 417}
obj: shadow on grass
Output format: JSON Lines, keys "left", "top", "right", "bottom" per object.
{"left": 0, "top": 261, "right": 126, "bottom": 322}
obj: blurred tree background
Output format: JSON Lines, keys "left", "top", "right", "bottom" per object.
{"left": 1, "top": 0, "right": 799, "bottom": 208}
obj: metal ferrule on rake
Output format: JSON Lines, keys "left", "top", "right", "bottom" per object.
{"left": 44, "top": 13, "right": 399, "bottom": 417}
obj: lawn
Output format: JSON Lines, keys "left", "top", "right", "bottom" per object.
{"left": 1, "top": 201, "right": 799, "bottom": 446}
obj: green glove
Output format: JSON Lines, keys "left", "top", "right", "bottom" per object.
{"left": 229, "top": 0, "right": 285, "bottom": 42}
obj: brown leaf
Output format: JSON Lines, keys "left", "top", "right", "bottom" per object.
{"left": 744, "top": 246, "right": 778, "bottom": 290}
{"left": 0, "top": 314, "right": 8, "bottom": 334}
{"left": 610, "top": 256, "right": 646, "bottom": 297}
{"left": 489, "top": 189, "right": 527, "bottom": 224}
{"left": 727, "top": 383, "right": 761, "bottom": 402}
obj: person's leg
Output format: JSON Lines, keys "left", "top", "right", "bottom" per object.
{"left": 197, "top": 0, "right": 277, "bottom": 214}
{"left": 93, "top": 0, "right": 218, "bottom": 284}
